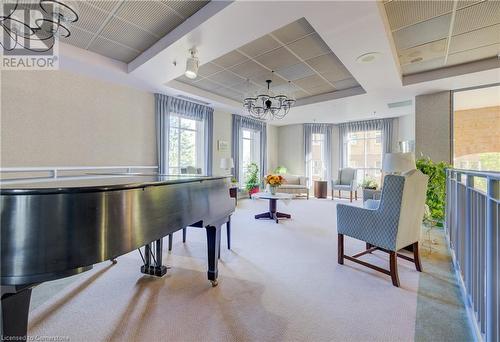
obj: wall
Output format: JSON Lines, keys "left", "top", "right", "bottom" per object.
{"left": 212, "top": 110, "right": 232, "bottom": 176}
{"left": 277, "top": 124, "right": 304, "bottom": 175}
{"left": 398, "top": 113, "right": 415, "bottom": 142}
{"left": 1, "top": 70, "right": 156, "bottom": 167}
{"left": 266, "top": 125, "right": 279, "bottom": 173}
{"left": 415, "top": 91, "right": 451, "bottom": 163}
{"left": 454, "top": 106, "right": 500, "bottom": 158}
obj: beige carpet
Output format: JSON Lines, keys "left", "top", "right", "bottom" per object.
{"left": 29, "top": 198, "right": 423, "bottom": 341}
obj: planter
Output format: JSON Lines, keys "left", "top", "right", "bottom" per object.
{"left": 248, "top": 187, "right": 260, "bottom": 196}
{"left": 270, "top": 186, "right": 277, "bottom": 195}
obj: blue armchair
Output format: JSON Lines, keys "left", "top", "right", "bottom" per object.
{"left": 332, "top": 168, "right": 358, "bottom": 202}
{"left": 336, "top": 170, "right": 428, "bottom": 287}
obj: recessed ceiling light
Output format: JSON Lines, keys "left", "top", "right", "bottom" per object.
{"left": 356, "top": 52, "right": 381, "bottom": 64}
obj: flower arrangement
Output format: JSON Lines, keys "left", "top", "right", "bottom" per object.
{"left": 264, "top": 174, "right": 285, "bottom": 194}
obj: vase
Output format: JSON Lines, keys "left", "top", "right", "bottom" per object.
{"left": 270, "top": 186, "right": 277, "bottom": 195}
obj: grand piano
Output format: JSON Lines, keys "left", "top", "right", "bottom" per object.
{"left": 0, "top": 174, "right": 235, "bottom": 338}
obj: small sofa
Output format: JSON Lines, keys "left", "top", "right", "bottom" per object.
{"left": 276, "top": 174, "right": 309, "bottom": 199}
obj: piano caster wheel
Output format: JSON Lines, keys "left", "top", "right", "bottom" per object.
{"left": 110, "top": 258, "right": 117, "bottom": 264}
{"left": 211, "top": 280, "right": 218, "bottom": 287}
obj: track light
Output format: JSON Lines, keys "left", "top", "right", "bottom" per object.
{"left": 185, "top": 48, "right": 199, "bottom": 79}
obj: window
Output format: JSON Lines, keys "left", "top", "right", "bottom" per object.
{"left": 168, "top": 114, "right": 205, "bottom": 174}
{"left": 311, "top": 133, "right": 326, "bottom": 181}
{"left": 239, "top": 128, "right": 261, "bottom": 181}
{"left": 345, "top": 130, "right": 382, "bottom": 185}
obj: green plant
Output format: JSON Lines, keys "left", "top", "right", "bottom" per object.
{"left": 360, "top": 177, "right": 378, "bottom": 189}
{"left": 231, "top": 177, "right": 237, "bottom": 184}
{"left": 416, "top": 156, "right": 450, "bottom": 222}
{"left": 245, "top": 162, "right": 260, "bottom": 191}
{"left": 274, "top": 166, "right": 287, "bottom": 174}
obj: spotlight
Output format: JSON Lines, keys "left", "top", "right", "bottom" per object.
{"left": 185, "top": 48, "right": 199, "bottom": 79}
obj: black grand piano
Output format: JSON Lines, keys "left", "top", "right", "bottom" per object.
{"left": 0, "top": 175, "right": 235, "bottom": 338}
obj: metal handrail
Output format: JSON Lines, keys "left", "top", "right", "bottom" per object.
{"left": 0, "top": 165, "right": 159, "bottom": 184}
{"left": 446, "top": 168, "right": 499, "bottom": 342}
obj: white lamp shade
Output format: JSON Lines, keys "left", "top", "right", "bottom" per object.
{"left": 220, "top": 158, "right": 234, "bottom": 169}
{"left": 382, "top": 153, "right": 416, "bottom": 173}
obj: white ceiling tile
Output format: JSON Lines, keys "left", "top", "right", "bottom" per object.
{"left": 72, "top": 1, "right": 110, "bottom": 34}
{"left": 254, "top": 47, "right": 301, "bottom": 71}
{"left": 446, "top": 44, "right": 500, "bottom": 66}
{"left": 87, "top": 0, "right": 120, "bottom": 12}
{"left": 286, "top": 33, "right": 331, "bottom": 60}
{"left": 401, "top": 57, "right": 445, "bottom": 75}
{"left": 450, "top": 24, "right": 500, "bottom": 53}
{"left": 161, "top": 0, "right": 209, "bottom": 19}
{"left": 208, "top": 71, "right": 246, "bottom": 87}
{"left": 393, "top": 14, "right": 451, "bottom": 51}
{"left": 197, "top": 62, "right": 224, "bottom": 78}
{"left": 238, "top": 35, "right": 282, "bottom": 58}
{"left": 212, "top": 51, "right": 248, "bottom": 69}
{"left": 332, "top": 78, "right": 360, "bottom": 90}
{"left": 88, "top": 37, "right": 139, "bottom": 62}
{"left": 306, "top": 53, "right": 352, "bottom": 80}
{"left": 61, "top": 26, "right": 94, "bottom": 49}
{"left": 384, "top": 0, "right": 453, "bottom": 31}
{"left": 271, "top": 17, "right": 314, "bottom": 44}
{"left": 230, "top": 60, "right": 269, "bottom": 79}
{"left": 276, "top": 63, "right": 316, "bottom": 81}
{"left": 114, "top": 1, "right": 183, "bottom": 37}
{"left": 100, "top": 17, "right": 158, "bottom": 52}
{"left": 453, "top": 1, "right": 500, "bottom": 35}
{"left": 399, "top": 39, "right": 447, "bottom": 65}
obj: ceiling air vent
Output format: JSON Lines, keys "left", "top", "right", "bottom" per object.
{"left": 177, "top": 95, "right": 211, "bottom": 106}
{"left": 387, "top": 100, "right": 412, "bottom": 109}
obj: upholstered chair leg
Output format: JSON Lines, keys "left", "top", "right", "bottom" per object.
{"left": 349, "top": 191, "right": 353, "bottom": 202}
{"left": 355, "top": 190, "right": 358, "bottom": 201}
{"left": 338, "top": 234, "right": 344, "bottom": 265}
{"left": 389, "top": 251, "right": 400, "bottom": 287}
{"left": 168, "top": 234, "right": 173, "bottom": 251}
{"left": 413, "top": 242, "right": 423, "bottom": 272}
{"left": 182, "top": 228, "right": 187, "bottom": 243}
{"left": 338, "top": 190, "right": 341, "bottom": 198}
{"left": 331, "top": 189, "right": 334, "bottom": 200}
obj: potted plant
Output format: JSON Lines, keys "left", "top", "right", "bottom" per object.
{"left": 245, "top": 162, "right": 260, "bottom": 196}
{"left": 264, "top": 174, "right": 285, "bottom": 195}
{"left": 416, "top": 156, "right": 450, "bottom": 226}
{"left": 360, "top": 177, "right": 378, "bottom": 190}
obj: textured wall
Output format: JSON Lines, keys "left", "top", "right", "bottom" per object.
{"left": 212, "top": 110, "right": 232, "bottom": 176}
{"left": 415, "top": 91, "right": 451, "bottom": 163}
{"left": 1, "top": 70, "right": 156, "bottom": 167}
{"left": 267, "top": 125, "right": 279, "bottom": 173}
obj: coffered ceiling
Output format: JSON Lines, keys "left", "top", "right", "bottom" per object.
{"left": 383, "top": 0, "right": 500, "bottom": 75}
{"left": 173, "top": 18, "right": 361, "bottom": 103}
{"left": 61, "top": 0, "right": 209, "bottom": 63}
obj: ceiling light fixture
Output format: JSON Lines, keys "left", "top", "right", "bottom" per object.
{"left": 0, "top": 0, "right": 79, "bottom": 52}
{"left": 243, "top": 76, "right": 296, "bottom": 121}
{"left": 356, "top": 52, "right": 381, "bottom": 64}
{"left": 185, "top": 48, "right": 199, "bottom": 79}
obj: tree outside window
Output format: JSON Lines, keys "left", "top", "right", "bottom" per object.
{"left": 345, "top": 130, "right": 382, "bottom": 186}
{"left": 168, "top": 114, "right": 205, "bottom": 174}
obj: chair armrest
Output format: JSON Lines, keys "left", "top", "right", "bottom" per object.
{"left": 332, "top": 179, "right": 340, "bottom": 186}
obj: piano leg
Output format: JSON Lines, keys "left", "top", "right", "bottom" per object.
{"left": 140, "top": 239, "right": 168, "bottom": 277}
{"left": 206, "top": 224, "right": 221, "bottom": 287}
{"left": 1, "top": 285, "right": 32, "bottom": 338}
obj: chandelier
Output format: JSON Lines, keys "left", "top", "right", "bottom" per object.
{"left": 1, "top": 0, "right": 79, "bottom": 52}
{"left": 243, "top": 79, "right": 296, "bottom": 120}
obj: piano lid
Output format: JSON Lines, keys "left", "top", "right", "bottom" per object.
{"left": 0, "top": 174, "right": 230, "bottom": 195}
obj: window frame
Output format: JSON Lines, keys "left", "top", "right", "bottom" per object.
{"left": 239, "top": 128, "right": 261, "bottom": 182}
{"left": 168, "top": 113, "right": 205, "bottom": 175}
{"left": 344, "top": 129, "right": 383, "bottom": 185}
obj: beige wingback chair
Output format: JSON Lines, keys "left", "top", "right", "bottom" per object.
{"left": 332, "top": 168, "right": 358, "bottom": 202}
{"left": 337, "top": 169, "right": 429, "bottom": 287}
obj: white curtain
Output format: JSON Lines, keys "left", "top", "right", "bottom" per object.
{"left": 337, "top": 118, "right": 394, "bottom": 168}
{"left": 155, "top": 94, "right": 213, "bottom": 175}
{"left": 304, "top": 123, "right": 333, "bottom": 185}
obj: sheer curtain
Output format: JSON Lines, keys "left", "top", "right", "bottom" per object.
{"left": 337, "top": 118, "right": 394, "bottom": 168}
{"left": 231, "top": 114, "right": 267, "bottom": 181}
{"left": 155, "top": 94, "right": 214, "bottom": 175}
{"left": 304, "top": 123, "right": 333, "bottom": 185}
